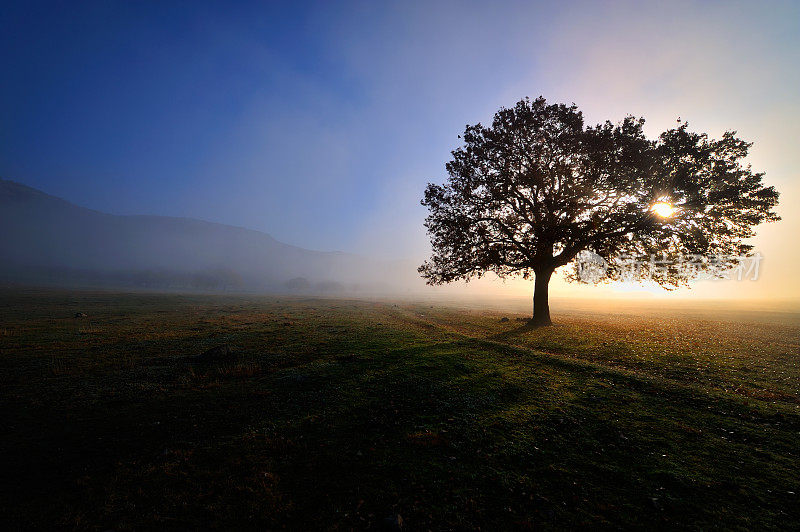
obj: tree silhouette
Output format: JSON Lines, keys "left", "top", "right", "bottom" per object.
{"left": 419, "top": 97, "right": 780, "bottom": 326}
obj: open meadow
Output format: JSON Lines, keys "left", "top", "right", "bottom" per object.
{"left": 1, "top": 289, "right": 799, "bottom": 529}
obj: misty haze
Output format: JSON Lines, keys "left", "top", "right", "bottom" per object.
{"left": 1, "top": 1, "right": 799, "bottom": 530}
{"left": 0, "top": 179, "right": 420, "bottom": 295}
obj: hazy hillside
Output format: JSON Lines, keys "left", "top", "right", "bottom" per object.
{"left": 0, "top": 179, "right": 415, "bottom": 293}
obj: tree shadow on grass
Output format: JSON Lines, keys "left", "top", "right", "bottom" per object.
{"left": 5, "top": 334, "right": 800, "bottom": 530}
{"left": 487, "top": 320, "right": 555, "bottom": 343}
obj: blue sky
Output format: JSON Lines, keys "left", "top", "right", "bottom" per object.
{"left": 2, "top": 0, "right": 542, "bottom": 252}
{"left": 2, "top": 1, "right": 799, "bottom": 300}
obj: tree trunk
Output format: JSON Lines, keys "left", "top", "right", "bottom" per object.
{"left": 531, "top": 268, "right": 553, "bottom": 327}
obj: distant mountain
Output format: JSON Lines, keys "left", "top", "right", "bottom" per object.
{"left": 0, "top": 179, "right": 416, "bottom": 293}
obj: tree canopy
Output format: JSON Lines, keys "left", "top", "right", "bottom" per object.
{"left": 419, "top": 97, "right": 780, "bottom": 325}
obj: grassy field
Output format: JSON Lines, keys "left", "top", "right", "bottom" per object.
{"left": 1, "top": 289, "right": 799, "bottom": 530}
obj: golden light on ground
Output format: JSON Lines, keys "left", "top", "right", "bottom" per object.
{"left": 651, "top": 202, "right": 677, "bottom": 218}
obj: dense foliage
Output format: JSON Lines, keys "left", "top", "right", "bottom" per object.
{"left": 420, "top": 97, "right": 780, "bottom": 323}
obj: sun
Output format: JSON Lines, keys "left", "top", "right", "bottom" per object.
{"left": 651, "top": 202, "right": 677, "bottom": 218}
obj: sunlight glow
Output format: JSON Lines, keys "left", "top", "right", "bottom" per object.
{"left": 651, "top": 202, "right": 677, "bottom": 218}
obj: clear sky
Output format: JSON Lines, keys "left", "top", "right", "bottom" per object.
{"left": 2, "top": 1, "right": 798, "bottom": 302}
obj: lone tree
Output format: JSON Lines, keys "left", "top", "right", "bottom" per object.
{"left": 419, "top": 97, "right": 780, "bottom": 326}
